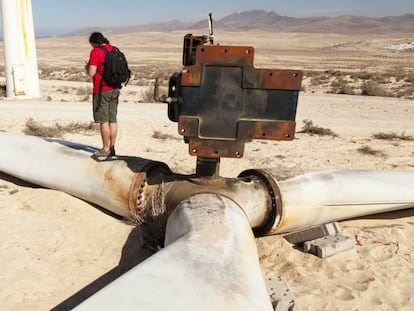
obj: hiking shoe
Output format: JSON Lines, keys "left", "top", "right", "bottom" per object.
{"left": 110, "top": 146, "right": 116, "bottom": 157}
{"left": 93, "top": 149, "right": 111, "bottom": 158}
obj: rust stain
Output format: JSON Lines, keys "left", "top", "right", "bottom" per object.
{"left": 188, "top": 138, "right": 245, "bottom": 158}
{"left": 243, "top": 69, "right": 303, "bottom": 90}
{"left": 180, "top": 65, "right": 202, "bottom": 86}
{"left": 237, "top": 120, "right": 296, "bottom": 141}
{"left": 101, "top": 163, "right": 134, "bottom": 207}
{"left": 178, "top": 116, "right": 199, "bottom": 137}
{"left": 19, "top": 0, "right": 30, "bottom": 60}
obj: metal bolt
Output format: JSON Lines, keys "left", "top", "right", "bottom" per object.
{"left": 180, "top": 128, "right": 185, "bottom": 133}
{"left": 192, "top": 148, "right": 197, "bottom": 153}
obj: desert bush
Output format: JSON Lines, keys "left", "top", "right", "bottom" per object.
{"left": 152, "top": 130, "right": 180, "bottom": 140}
{"left": 76, "top": 86, "right": 92, "bottom": 96}
{"left": 404, "top": 74, "right": 414, "bottom": 83}
{"left": 330, "top": 78, "right": 355, "bottom": 95}
{"left": 310, "top": 74, "right": 329, "bottom": 85}
{"left": 297, "top": 119, "right": 338, "bottom": 137}
{"left": 372, "top": 132, "right": 413, "bottom": 141}
{"left": 23, "top": 118, "right": 97, "bottom": 138}
{"left": 360, "top": 82, "right": 389, "bottom": 97}
{"left": 397, "top": 86, "right": 414, "bottom": 99}
{"left": 357, "top": 146, "right": 386, "bottom": 156}
{"left": 351, "top": 72, "right": 372, "bottom": 80}
{"left": 81, "top": 95, "right": 91, "bottom": 102}
{"left": 325, "top": 70, "right": 342, "bottom": 77}
{"left": 141, "top": 87, "right": 156, "bottom": 103}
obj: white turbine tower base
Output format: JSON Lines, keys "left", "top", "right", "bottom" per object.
{"left": 1, "top": 0, "right": 40, "bottom": 99}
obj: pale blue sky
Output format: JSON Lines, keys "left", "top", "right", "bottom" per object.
{"left": 6, "top": 0, "right": 414, "bottom": 36}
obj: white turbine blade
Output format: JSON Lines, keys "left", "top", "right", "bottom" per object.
{"left": 74, "top": 194, "right": 273, "bottom": 311}
{"left": 0, "top": 132, "right": 154, "bottom": 217}
{"left": 272, "top": 169, "right": 414, "bottom": 234}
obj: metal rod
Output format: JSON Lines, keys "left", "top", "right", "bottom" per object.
{"left": 196, "top": 157, "right": 220, "bottom": 178}
{"left": 208, "top": 12, "right": 214, "bottom": 44}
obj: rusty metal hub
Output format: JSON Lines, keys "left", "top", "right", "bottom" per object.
{"left": 167, "top": 35, "right": 302, "bottom": 160}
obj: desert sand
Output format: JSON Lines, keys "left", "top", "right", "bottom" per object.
{"left": 0, "top": 31, "right": 413, "bottom": 310}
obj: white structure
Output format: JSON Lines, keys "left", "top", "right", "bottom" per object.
{"left": 1, "top": 0, "right": 40, "bottom": 99}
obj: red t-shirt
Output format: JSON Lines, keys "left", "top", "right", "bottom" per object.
{"left": 88, "top": 44, "right": 117, "bottom": 94}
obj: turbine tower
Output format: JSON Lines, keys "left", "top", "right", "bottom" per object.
{"left": 1, "top": 0, "right": 40, "bottom": 99}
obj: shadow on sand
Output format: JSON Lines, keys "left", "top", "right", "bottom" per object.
{"left": 51, "top": 227, "right": 155, "bottom": 311}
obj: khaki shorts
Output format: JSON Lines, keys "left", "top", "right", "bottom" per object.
{"left": 93, "top": 89, "right": 120, "bottom": 123}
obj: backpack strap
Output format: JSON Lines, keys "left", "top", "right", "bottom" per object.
{"left": 96, "top": 45, "right": 124, "bottom": 98}
{"left": 97, "top": 45, "right": 113, "bottom": 102}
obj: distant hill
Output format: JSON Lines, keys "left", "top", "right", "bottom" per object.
{"left": 66, "top": 10, "right": 414, "bottom": 36}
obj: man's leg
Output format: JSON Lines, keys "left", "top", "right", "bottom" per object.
{"left": 109, "top": 122, "right": 118, "bottom": 151}
{"left": 100, "top": 122, "right": 111, "bottom": 152}
{"left": 108, "top": 89, "right": 120, "bottom": 156}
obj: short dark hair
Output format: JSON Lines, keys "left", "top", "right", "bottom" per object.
{"left": 89, "top": 32, "right": 109, "bottom": 45}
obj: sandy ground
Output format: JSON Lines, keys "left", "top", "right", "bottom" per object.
{"left": 0, "top": 31, "right": 413, "bottom": 310}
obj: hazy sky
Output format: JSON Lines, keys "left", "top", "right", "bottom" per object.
{"left": 5, "top": 0, "right": 414, "bottom": 35}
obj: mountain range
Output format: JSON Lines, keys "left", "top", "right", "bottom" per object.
{"left": 67, "top": 10, "right": 414, "bottom": 36}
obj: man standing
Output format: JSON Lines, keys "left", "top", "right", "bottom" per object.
{"left": 87, "top": 32, "right": 119, "bottom": 158}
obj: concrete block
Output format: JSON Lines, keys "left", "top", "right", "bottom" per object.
{"left": 265, "top": 276, "right": 298, "bottom": 311}
{"left": 283, "top": 222, "right": 341, "bottom": 245}
{"left": 303, "top": 234, "right": 355, "bottom": 258}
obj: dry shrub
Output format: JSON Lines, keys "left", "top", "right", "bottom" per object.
{"left": 357, "top": 146, "right": 386, "bottom": 157}
{"left": 298, "top": 119, "right": 338, "bottom": 137}
{"left": 76, "top": 86, "right": 92, "bottom": 96}
{"left": 351, "top": 71, "right": 372, "bottom": 80}
{"left": 141, "top": 87, "right": 156, "bottom": 103}
{"left": 152, "top": 130, "right": 180, "bottom": 140}
{"left": 397, "top": 86, "right": 414, "bottom": 99}
{"left": 23, "top": 118, "right": 98, "bottom": 138}
{"left": 361, "top": 82, "right": 389, "bottom": 97}
{"left": 310, "top": 74, "right": 330, "bottom": 86}
{"left": 404, "top": 75, "right": 414, "bottom": 83}
{"left": 330, "top": 78, "right": 355, "bottom": 95}
{"left": 372, "top": 132, "right": 413, "bottom": 141}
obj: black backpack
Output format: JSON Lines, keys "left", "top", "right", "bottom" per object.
{"left": 99, "top": 45, "right": 131, "bottom": 88}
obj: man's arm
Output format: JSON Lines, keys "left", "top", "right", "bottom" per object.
{"left": 87, "top": 65, "right": 97, "bottom": 78}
